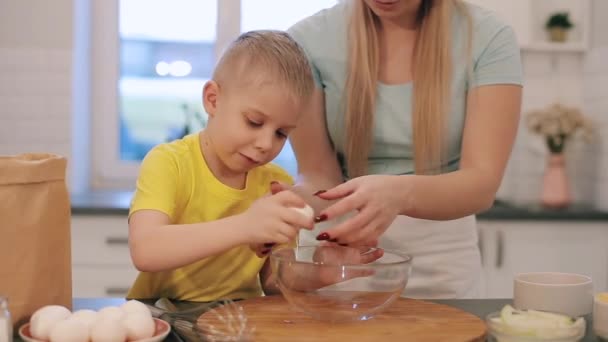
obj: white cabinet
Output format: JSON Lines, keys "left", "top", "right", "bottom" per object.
{"left": 71, "top": 216, "right": 138, "bottom": 298}
{"left": 478, "top": 220, "right": 608, "bottom": 298}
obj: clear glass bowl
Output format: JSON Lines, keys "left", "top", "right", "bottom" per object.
{"left": 486, "top": 311, "right": 585, "bottom": 342}
{"left": 270, "top": 245, "right": 412, "bottom": 322}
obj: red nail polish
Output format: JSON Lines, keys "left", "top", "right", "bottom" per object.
{"left": 262, "top": 249, "right": 270, "bottom": 255}
{"left": 264, "top": 243, "right": 275, "bottom": 248}
{"left": 314, "top": 214, "right": 328, "bottom": 223}
{"left": 313, "top": 190, "right": 327, "bottom": 196}
{"left": 316, "top": 232, "right": 330, "bottom": 241}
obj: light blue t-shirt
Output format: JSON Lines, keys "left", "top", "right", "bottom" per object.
{"left": 288, "top": 2, "right": 523, "bottom": 177}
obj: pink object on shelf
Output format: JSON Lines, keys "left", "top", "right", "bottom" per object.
{"left": 541, "top": 153, "right": 571, "bottom": 209}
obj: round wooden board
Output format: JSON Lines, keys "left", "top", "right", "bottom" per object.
{"left": 198, "top": 295, "right": 487, "bottom": 342}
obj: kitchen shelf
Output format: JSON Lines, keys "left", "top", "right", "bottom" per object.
{"left": 526, "top": 0, "right": 591, "bottom": 53}
{"left": 520, "top": 42, "right": 588, "bottom": 53}
{"left": 466, "top": 0, "right": 592, "bottom": 53}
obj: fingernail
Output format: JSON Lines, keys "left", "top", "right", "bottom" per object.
{"left": 316, "top": 232, "right": 330, "bottom": 241}
{"left": 264, "top": 243, "right": 275, "bottom": 248}
{"left": 261, "top": 249, "right": 270, "bottom": 255}
{"left": 329, "top": 238, "right": 338, "bottom": 243}
{"left": 270, "top": 181, "right": 279, "bottom": 186}
{"left": 313, "top": 190, "right": 326, "bottom": 196}
{"left": 314, "top": 214, "right": 328, "bottom": 223}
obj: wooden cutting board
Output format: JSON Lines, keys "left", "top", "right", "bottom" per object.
{"left": 198, "top": 295, "right": 486, "bottom": 341}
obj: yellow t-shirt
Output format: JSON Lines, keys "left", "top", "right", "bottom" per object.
{"left": 127, "top": 133, "right": 293, "bottom": 301}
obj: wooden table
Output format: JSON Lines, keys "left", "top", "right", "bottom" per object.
{"left": 12, "top": 298, "right": 600, "bottom": 341}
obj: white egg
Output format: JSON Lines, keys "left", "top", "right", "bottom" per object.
{"left": 69, "top": 309, "right": 98, "bottom": 328}
{"left": 291, "top": 204, "right": 314, "bottom": 220}
{"left": 123, "top": 313, "right": 155, "bottom": 340}
{"left": 49, "top": 318, "right": 89, "bottom": 342}
{"left": 120, "top": 300, "right": 151, "bottom": 317}
{"left": 90, "top": 318, "right": 127, "bottom": 342}
{"left": 97, "top": 306, "right": 125, "bottom": 321}
{"left": 30, "top": 305, "right": 71, "bottom": 340}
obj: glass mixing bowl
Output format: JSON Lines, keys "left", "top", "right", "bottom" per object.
{"left": 270, "top": 245, "right": 412, "bottom": 322}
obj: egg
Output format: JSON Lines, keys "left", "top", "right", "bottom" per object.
{"left": 120, "top": 300, "right": 151, "bottom": 316}
{"left": 69, "top": 309, "right": 98, "bottom": 328}
{"left": 291, "top": 204, "right": 314, "bottom": 220}
{"left": 30, "top": 305, "right": 71, "bottom": 340}
{"left": 90, "top": 318, "right": 127, "bottom": 342}
{"left": 97, "top": 306, "right": 125, "bottom": 321}
{"left": 123, "top": 313, "right": 155, "bottom": 340}
{"left": 49, "top": 318, "right": 89, "bottom": 342}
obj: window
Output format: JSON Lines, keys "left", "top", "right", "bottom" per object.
{"left": 91, "top": 0, "right": 337, "bottom": 189}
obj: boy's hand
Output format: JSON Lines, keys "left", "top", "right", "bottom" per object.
{"left": 242, "top": 187, "right": 314, "bottom": 250}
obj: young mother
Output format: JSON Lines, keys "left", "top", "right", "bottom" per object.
{"left": 286, "top": 0, "right": 523, "bottom": 298}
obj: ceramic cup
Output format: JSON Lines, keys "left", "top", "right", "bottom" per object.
{"left": 594, "top": 293, "right": 608, "bottom": 339}
{"left": 513, "top": 272, "right": 593, "bottom": 317}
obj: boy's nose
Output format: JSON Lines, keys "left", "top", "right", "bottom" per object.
{"left": 254, "top": 131, "right": 274, "bottom": 152}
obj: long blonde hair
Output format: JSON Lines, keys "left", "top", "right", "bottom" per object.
{"left": 344, "top": 0, "right": 470, "bottom": 177}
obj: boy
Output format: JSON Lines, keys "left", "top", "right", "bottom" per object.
{"left": 127, "top": 30, "right": 315, "bottom": 301}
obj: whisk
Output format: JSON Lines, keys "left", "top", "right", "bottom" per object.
{"left": 169, "top": 300, "right": 255, "bottom": 342}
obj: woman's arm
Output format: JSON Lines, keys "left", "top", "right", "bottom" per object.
{"left": 399, "top": 84, "right": 522, "bottom": 219}
{"left": 289, "top": 88, "right": 344, "bottom": 212}
{"left": 316, "top": 84, "right": 522, "bottom": 243}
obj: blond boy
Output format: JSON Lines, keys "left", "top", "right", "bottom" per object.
{"left": 127, "top": 30, "right": 315, "bottom": 301}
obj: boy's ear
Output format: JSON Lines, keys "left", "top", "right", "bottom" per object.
{"left": 202, "top": 80, "right": 220, "bottom": 117}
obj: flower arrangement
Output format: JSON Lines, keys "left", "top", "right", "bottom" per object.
{"left": 526, "top": 103, "right": 593, "bottom": 154}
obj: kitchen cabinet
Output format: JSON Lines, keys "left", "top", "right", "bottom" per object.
{"left": 71, "top": 215, "right": 138, "bottom": 298}
{"left": 478, "top": 220, "right": 608, "bottom": 298}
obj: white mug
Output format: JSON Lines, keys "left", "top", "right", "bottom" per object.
{"left": 513, "top": 272, "right": 593, "bottom": 318}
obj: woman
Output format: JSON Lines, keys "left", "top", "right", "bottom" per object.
{"left": 285, "top": 0, "right": 523, "bottom": 298}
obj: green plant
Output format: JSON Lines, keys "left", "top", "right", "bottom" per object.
{"left": 545, "top": 12, "right": 573, "bottom": 29}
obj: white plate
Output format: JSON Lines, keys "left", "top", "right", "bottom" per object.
{"left": 19, "top": 317, "right": 171, "bottom": 342}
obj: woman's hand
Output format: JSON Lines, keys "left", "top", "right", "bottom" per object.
{"left": 278, "top": 244, "right": 384, "bottom": 291}
{"left": 313, "top": 175, "right": 407, "bottom": 245}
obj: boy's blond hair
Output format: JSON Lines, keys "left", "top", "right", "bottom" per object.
{"left": 213, "top": 30, "right": 314, "bottom": 104}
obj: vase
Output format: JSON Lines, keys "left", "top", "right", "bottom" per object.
{"left": 541, "top": 153, "right": 571, "bottom": 209}
{"left": 548, "top": 27, "right": 568, "bottom": 42}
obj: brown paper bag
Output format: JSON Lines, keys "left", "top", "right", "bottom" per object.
{"left": 0, "top": 153, "right": 72, "bottom": 329}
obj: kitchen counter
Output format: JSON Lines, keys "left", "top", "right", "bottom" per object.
{"left": 13, "top": 298, "right": 600, "bottom": 341}
{"left": 71, "top": 191, "right": 608, "bottom": 221}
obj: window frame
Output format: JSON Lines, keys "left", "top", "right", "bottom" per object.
{"left": 90, "top": 0, "right": 241, "bottom": 189}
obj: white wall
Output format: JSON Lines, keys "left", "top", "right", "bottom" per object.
{"left": 0, "top": 0, "right": 606, "bottom": 209}
{"left": 491, "top": 0, "right": 607, "bottom": 209}
{"left": 0, "top": 0, "right": 74, "bottom": 182}
{"left": 586, "top": 0, "right": 608, "bottom": 210}
{"left": 496, "top": 52, "right": 592, "bottom": 206}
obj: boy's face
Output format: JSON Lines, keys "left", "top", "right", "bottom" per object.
{"left": 202, "top": 79, "right": 302, "bottom": 175}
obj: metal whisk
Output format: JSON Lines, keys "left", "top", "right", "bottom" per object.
{"left": 171, "top": 300, "right": 254, "bottom": 342}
